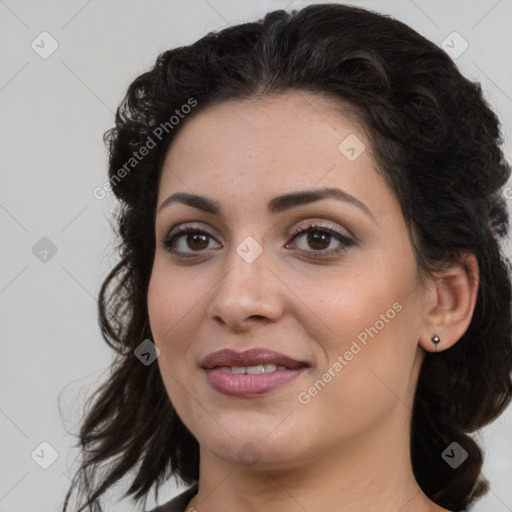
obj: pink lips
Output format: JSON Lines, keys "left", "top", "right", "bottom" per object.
{"left": 200, "top": 348, "right": 310, "bottom": 398}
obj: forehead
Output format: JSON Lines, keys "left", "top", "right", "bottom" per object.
{"left": 157, "top": 90, "right": 392, "bottom": 216}
{"left": 163, "top": 91, "right": 367, "bottom": 160}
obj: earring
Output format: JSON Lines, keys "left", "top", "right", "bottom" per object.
{"left": 431, "top": 334, "right": 441, "bottom": 352}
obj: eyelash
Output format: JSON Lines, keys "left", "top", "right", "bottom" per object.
{"left": 161, "top": 222, "right": 356, "bottom": 260}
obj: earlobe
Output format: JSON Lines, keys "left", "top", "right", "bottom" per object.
{"left": 430, "top": 334, "right": 441, "bottom": 352}
{"left": 419, "top": 253, "right": 479, "bottom": 353}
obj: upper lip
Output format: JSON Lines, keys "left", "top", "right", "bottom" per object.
{"left": 200, "top": 348, "right": 310, "bottom": 370}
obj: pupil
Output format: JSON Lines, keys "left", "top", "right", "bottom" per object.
{"left": 188, "top": 233, "right": 208, "bottom": 250}
{"left": 308, "top": 232, "right": 330, "bottom": 250}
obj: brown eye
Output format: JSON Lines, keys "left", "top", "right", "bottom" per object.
{"left": 163, "top": 227, "right": 221, "bottom": 257}
{"left": 288, "top": 223, "right": 356, "bottom": 258}
{"left": 304, "top": 231, "right": 332, "bottom": 251}
{"left": 183, "top": 233, "right": 209, "bottom": 251}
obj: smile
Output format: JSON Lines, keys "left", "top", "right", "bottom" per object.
{"left": 217, "top": 364, "right": 287, "bottom": 374}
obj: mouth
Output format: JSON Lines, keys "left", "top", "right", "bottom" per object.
{"left": 213, "top": 363, "right": 291, "bottom": 374}
{"left": 200, "top": 348, "right": 310, "bottom": 398}
{"left": 200, "top": 348, "right": 310, "bottom": 370}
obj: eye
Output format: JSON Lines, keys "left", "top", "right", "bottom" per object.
{"left": 162, "top": 225, "right": 221, "bottom": 258}
{"left": 286, "top": 222, "right": 355, "bottom": 258}
{"left": 161, "top": 221, "right": 356, "bottom": 260}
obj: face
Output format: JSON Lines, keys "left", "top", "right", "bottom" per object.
{"left": 147, "top": 91, "right": 427, "bottom": 471}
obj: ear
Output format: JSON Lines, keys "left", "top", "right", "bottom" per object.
{"left": 419, "top": 252, "right": 479, "bottom": 353}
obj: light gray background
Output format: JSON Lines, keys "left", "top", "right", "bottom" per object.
{"left": 1, "top": 1, "right": 511, "bottom": 511}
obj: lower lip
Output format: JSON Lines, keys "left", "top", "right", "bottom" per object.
{"left": 203, "top": 367, "right": 308, "bottom": 398}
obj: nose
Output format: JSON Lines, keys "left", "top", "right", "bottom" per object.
{"left": 207, "top": 243, "right": 284, "bottom": 331}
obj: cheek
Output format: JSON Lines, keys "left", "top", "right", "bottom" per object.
{"left": 288, "top": 263, "right": 404, "bottom": 350}
{"left": 147, "top": 262, "right": 171, "bottom": 344}
{"left": 296, "top": 304, "right": 417, "bottom": 444}
{"left": 296, "top": 260, "right": 419, "bottom": 402}
{"left": 147, "top": 259, "right": 204, "bottom": 413}
{"left": 147, "top": 257, "right": 203, "bottom": 367}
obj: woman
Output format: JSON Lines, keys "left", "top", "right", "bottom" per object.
{"left": 62, "top": 3, "right": 512, "bottom": 512}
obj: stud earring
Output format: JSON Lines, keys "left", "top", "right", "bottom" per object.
{"left": 431, "top": 334, "right": 441, "bottom": 352}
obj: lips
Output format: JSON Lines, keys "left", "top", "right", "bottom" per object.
{"left": 200, "top": 348, "right": 310, "bottom": 398}
{"left": 200, "top": 348, "right": 309, "bottom": 370}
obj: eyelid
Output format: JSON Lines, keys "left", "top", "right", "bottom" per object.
{"left": 166, "top": 222, "right": 221, "bottom": 240}
{"left": 164, "top": 217, "right": 354, "bottom": 241}
{"left": 288, "top": 218, "right": 354, "bottom": 240}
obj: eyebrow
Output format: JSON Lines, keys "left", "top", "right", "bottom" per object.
{"left": 157, "top": 186, "right": 375, "bottom": 221}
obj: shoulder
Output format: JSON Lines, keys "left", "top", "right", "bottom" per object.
{"left": 145, "top": 483, "right": 198, "bottom": 512}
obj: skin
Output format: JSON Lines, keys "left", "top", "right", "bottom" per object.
{"left": 147, "top": 90, "right": 479, "bottom": 512}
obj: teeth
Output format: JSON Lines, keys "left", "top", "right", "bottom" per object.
{"left": 246, "top": 364, "right": 268, "bottom": 374}
{"left": 218, "top": 364, "right": 288, "bottom": 374}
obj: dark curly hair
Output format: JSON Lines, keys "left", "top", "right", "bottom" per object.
{"left": 62, "top": 3, "right": 512, "bottom": 511}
